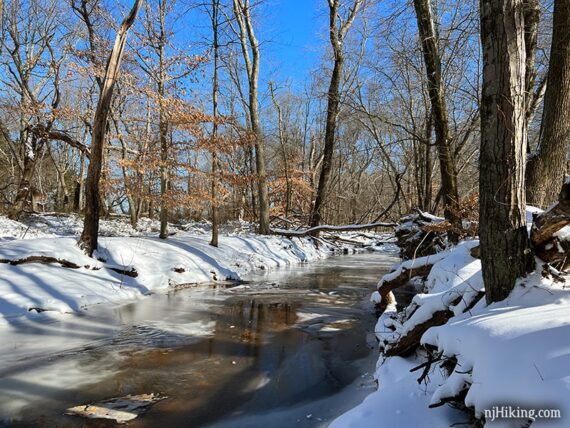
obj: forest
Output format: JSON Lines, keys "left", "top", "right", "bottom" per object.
{"left": 0, "top": 0, "right": 569, "bottom": 426}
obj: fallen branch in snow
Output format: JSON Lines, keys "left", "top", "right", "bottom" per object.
{"left": 324, "top": 235, "right": 368, "bottom": 247}
{"left": 384, "top": 289, "right": 484, "bottom": 357}
{"left": 0, "top": 255, "right": 81, "bottom": 269}
{"left": 107, "top": 266, "right": 138, "bottom": 277}
{"left": 428, "top": 389, "right": 469, "bottom": 409}
{"left": 379, "top": 264, "right": 434, "bottom": 296}
{"left": 271, "top": 222, "right": 397, "bottom": 237}
{"left": 410, "top": 350, "right": 444, "bottom": 384}
{"left": 384, "top": 309, "right": 453, "bottom": 357}
{"left": 531, "top": 181, "right": 570, "bottom": 270}
{"left": 0, "top": 256, "right": 138, "bottom": 277}
{"left": 541, "top": 263, "right": 566, "bottom": 283}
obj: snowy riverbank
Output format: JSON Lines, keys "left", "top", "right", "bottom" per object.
{"left": 334, "top": 229, "right": 570, "bottom": 427}
{"left": 0, "top": 214, "right": 391, "bottom": 327}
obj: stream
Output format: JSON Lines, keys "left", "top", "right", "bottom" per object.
{"left": 0, "top": 251, "right": 402, "bottom": 427}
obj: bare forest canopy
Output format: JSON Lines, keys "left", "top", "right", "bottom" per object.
{"left": 0, "top": 0, "right": 567, "bottom": 248}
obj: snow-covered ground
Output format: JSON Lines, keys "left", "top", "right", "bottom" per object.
{"left": 0, "top": 214, "right": 391, "bottom": 327}
{"left": 334, "top": 211, "right": 570, "bottom": 427}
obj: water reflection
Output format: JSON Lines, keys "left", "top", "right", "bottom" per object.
{"left": 0, "top": 252, "right": 399, "bottom": 427}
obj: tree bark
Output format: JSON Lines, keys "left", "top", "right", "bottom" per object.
{"left": 479, "top": 0, "right": 534, "bottom": 304}
{"left": 413, "top": 0, "right": 461, "bottom": 240}
{"left": 523, "top": 0, "right": 540, "bottom": 121}
{"left": 233, "top": 0, "right": 270, "bottom": 234}
{"left": 11, "top": 135, "right": 39, "bottom": 218}
{"left": 310, "top": 0, "right": 362, "bottom": 230}
{"left": 158, "top": 1, "right": 169, "bottom": 239}
{"left": 526, "top": 0, "right": 570, "bottom": 208}
{"left": 78, "top": 0, "right": 142, "bottom": 256}
{"left": 210, "top": 0, "right": 220, "bottom": 247}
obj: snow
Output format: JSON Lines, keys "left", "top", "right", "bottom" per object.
{"left": 330, "top": 356, "right": 465, "bottom": 428}
{"left": 422, "top": 271, "right": 570, "bottom": 427}
{"left": 335, "top": 217, "right": 570, "bottom": 427}
{"left": 0, "top": 215, "right": 336, "bottom": 326}
{"left": 554, "top": 225, "right": 570, "bottom": 241}
{"left": 526, "top": 205, "right": 543, "bottom": 225}
{"left": 376, "top": 250, "right": 449, "bottom": 288}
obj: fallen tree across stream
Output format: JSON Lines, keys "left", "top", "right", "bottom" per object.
{"left": 271, "top": 222, "right": 398, "bottom": 237}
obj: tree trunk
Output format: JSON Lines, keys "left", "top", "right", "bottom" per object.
{"left": 233, "top": 0, "right": 270, "bottom": 234}
{"left": 78, "top": 0, "right": 142, "bottom": 256}
{"left": 413, "top": 0, "right": 460, "bottom": 240}
{"left": 310, "top": 0, "right": 362, "bottom": 230}
{"left": 158, "top": 3, "right": 169, "bottom": 239}
{"left": 158, "top": 95, "right": 168, "bottom": 239}
{"left": 311, "top": 54, "right": 343, "bottom": 229}
{"left": 479, "top": 0, "right": 534, "bottom": 304}
{"left": 526, "top": 0, "right": 570, "bottom": 208}
{"left": 523, "top": 0, "right": 540, "bottom": 121}
{"left": 210, "top": 0, "right": 220, "bottom": 247}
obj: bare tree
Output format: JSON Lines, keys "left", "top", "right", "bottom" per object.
{"left": 310, "top": 0, "right": 363, "bottom": 229}
{"left": 79, "top": 0, "right": 142, "bottom": 255}
{"left": 412, "top": 0, "right": 460, "bottom": 238}
{"left": 232, "top": 0, "right": 270, "bottom": 234}
{"left": 479, "top": 0, "right": 534, "bottom": 303}
{"left": 209, "top": 0, "right": 220, "bottom": 246}
{"left": 269, "top": 82, "right": 293, "bottom": 217}
{"left": 526, "top": 0, "right": 570, "bottom": 208}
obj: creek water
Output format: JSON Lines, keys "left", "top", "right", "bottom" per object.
{"left": 0, "top": 251, "right": 401, "bottom": 427}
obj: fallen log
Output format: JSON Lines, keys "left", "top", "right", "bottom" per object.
{"left": 384, "top": 291, "right": 484, "bottom": 357}
{"left": 107, "top": 266, "right": 139, "bottom": 277}
{"left": 384, "top": 309, "right": 453, "bottom": 357}
{"left": 271, "top": 221, "right": 398, "bottom": 237}
{"left": 531, "top": 181, "right": 570, "bottom": 270}
{"left": 0, "top": 256, "right": 81, "bottom": 269}
{"left": 375, "top": 263, "right": 434, "bottom": 314}
{"left": 0, "top": 256, "right": 138, "bottom": 277}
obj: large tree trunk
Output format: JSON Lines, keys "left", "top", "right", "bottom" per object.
{"left": 479, "top": 0, "right": 534, "bottom": 304}
{"left": 310, "top": 0, "right": 362, "bottom": 230}
{"left": 78, "top": 0, "right": 142, "bottom": 256}
{"left": 526, "top": 0, "right": 570, "bottom": 208}
{"left": 413, "top": 0, "right": 460, "bottom": 240}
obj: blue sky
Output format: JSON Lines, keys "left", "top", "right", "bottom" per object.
{"left": 258, "top": 0, "right": 326, "bottom": 89}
